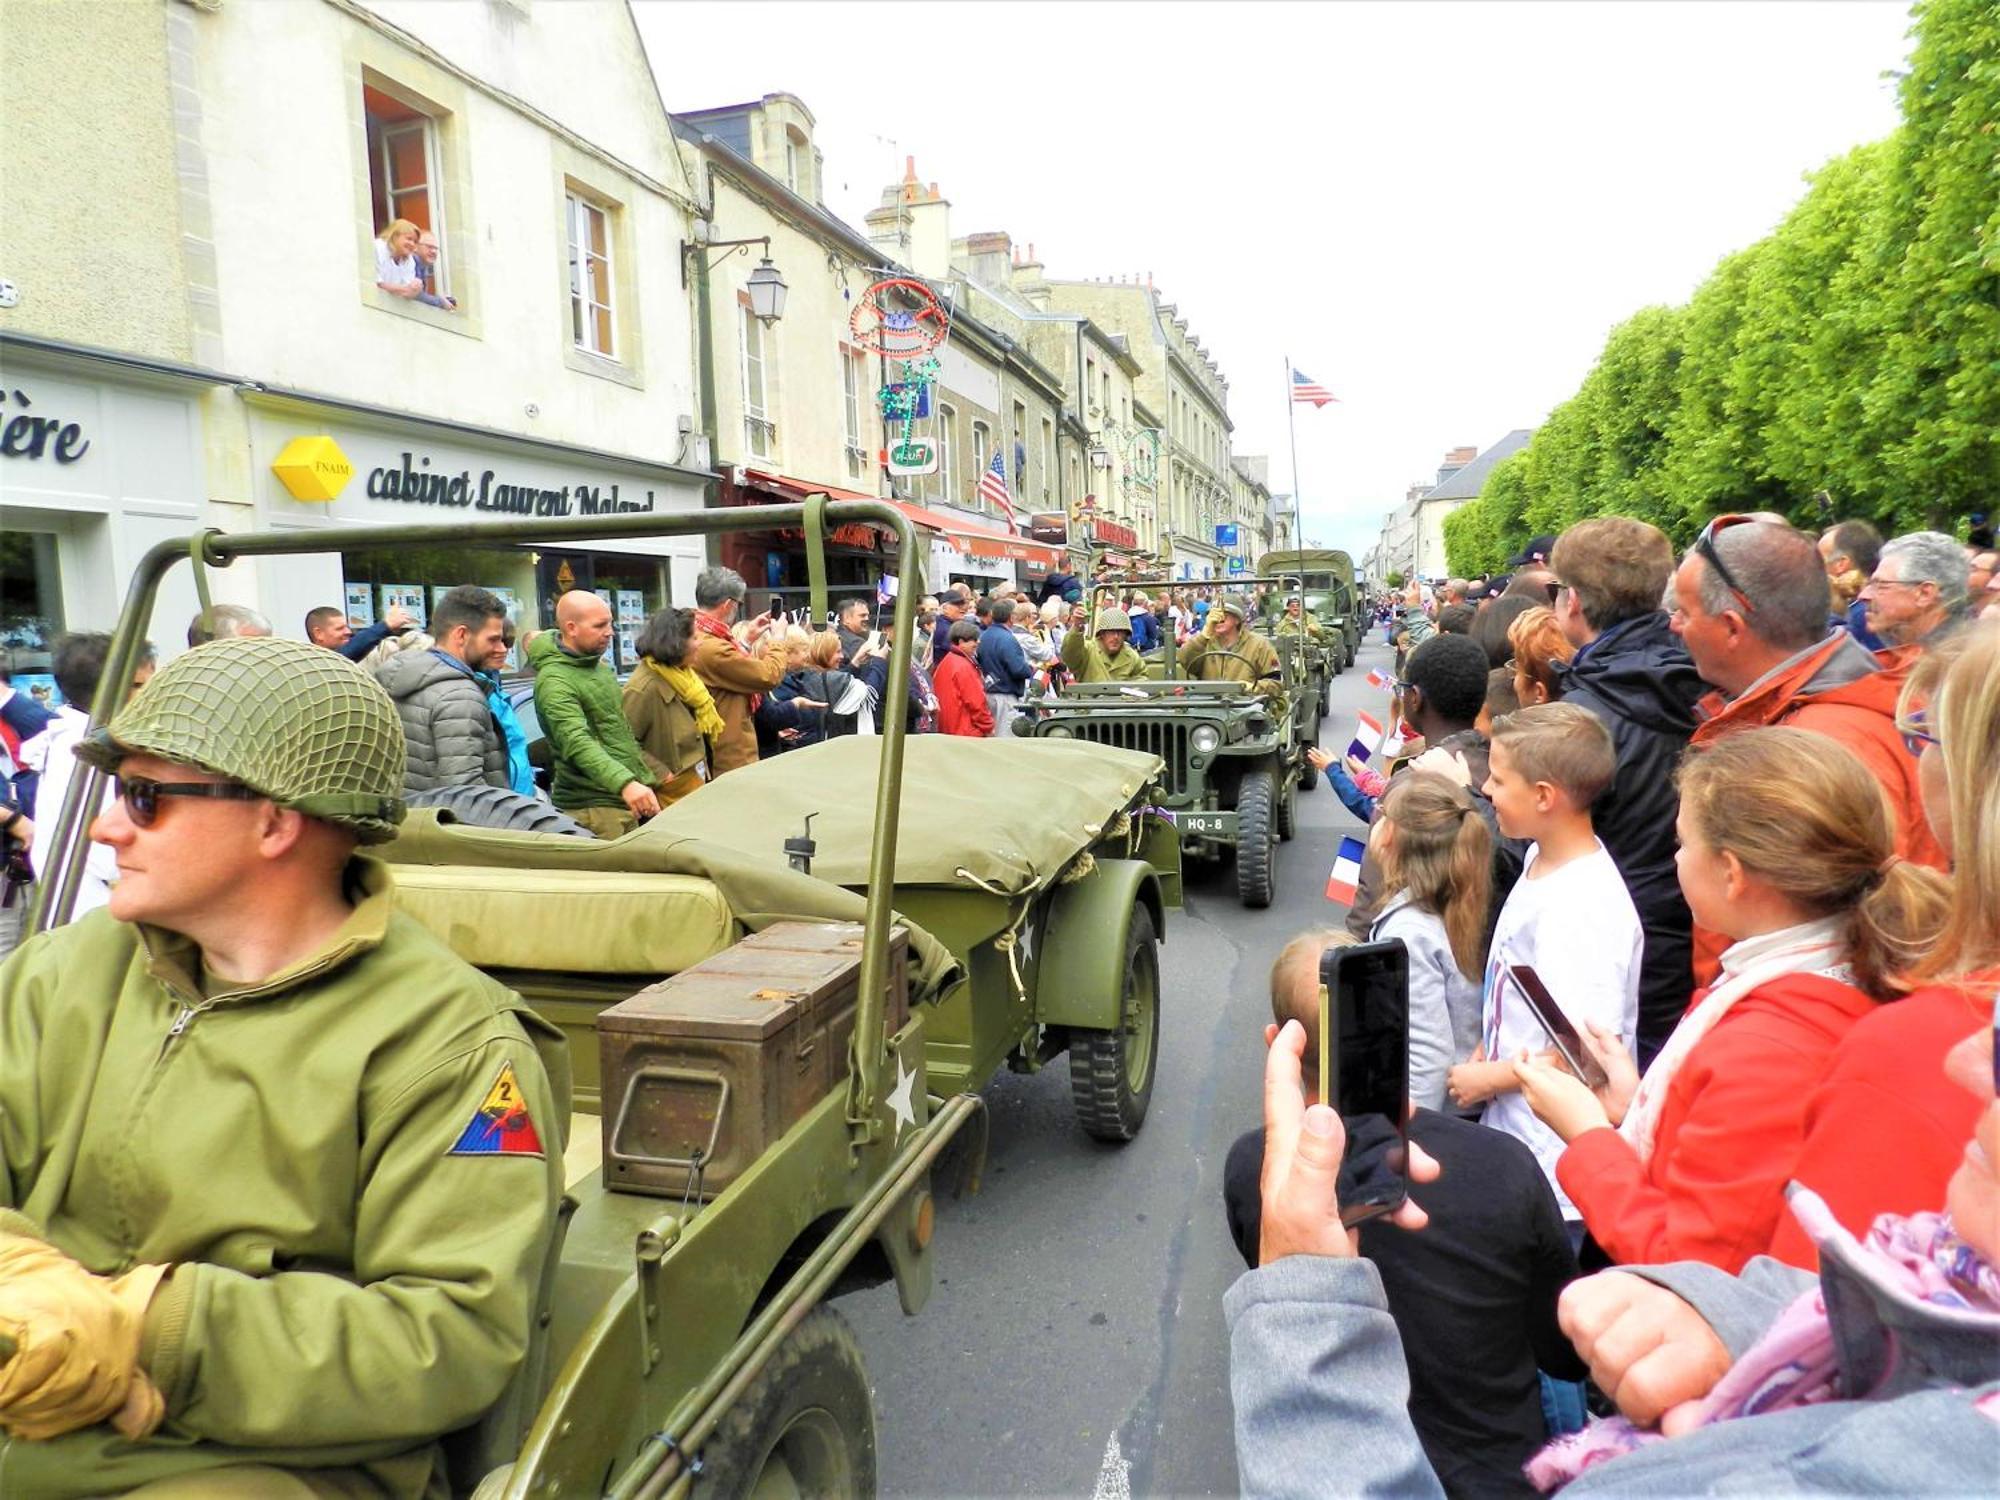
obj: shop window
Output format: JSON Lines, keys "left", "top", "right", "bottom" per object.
{"left": 969, "top": 420, "right": 990, "bottom": 509}
{"left": 741, "top": 305, "right": 773, "bottom": 459}
{"left": 363, "top": 82, "right": 453, "bottom": 306}
{"left": 0, "top": 530, "right": 64, "bottom": 684}
{"left": 567, "top": 191, "right": 616, "bottom": 360}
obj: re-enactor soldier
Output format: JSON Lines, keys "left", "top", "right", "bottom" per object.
{"left": 0, "top": 637, "right": 564, "bottom": 1498}
{"left": 1177, "top": 595, "right": 1284, "bottom": 696}
{"left": 1059, "top": 606, "right": 1149, "bottom": 683}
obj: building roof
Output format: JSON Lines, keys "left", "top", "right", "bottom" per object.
{"left": 1417, "top": 429, "right": 1534, "bottom": 504}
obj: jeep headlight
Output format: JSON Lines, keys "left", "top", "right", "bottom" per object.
{"left": 1046, "top": 725, "right": 1073, "bottom": 739}
{"left": 1191, "top": 724, "right": 1221, "bottom": 754}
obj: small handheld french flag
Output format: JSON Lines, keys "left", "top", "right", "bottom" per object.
{"left": 1366, "top": 668, "right": 1392, "bottom": 691}
{"left": 1346, "top": 711, "right": 1384, "bottom": 764}
{"left": 1325, "top": 834, "right": 1367, "bottom": 905}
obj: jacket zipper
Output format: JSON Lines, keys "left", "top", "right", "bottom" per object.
{"left": 163, "top": 1003, "right": 196, "bottom": 1051}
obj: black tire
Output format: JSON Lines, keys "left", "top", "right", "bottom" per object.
{"left": 1069, "top": 906, "right": 1161, "bottom": 1142}
{"left": 404, "top": 785, "right": 593, "bottom": 837}
{"left": 697, "top": 1304, "right": 877, "bottom": 1500}
{"left": 1235, "top": 770, "right": 1277, "bottom": 908}
{"left": 1297, "top": 748, "right": 1319, "bottom": 793}
{"left": 1276, "top": 773, "right": 1298, "bottom": 841}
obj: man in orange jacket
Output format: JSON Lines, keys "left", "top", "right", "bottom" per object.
{"left": 1670, "top": 518, "right": 1947, "bottom": 983}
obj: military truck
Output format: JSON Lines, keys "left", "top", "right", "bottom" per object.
{"left": 1262, "top": 548, "right": 1363, "bottom": 669}
{"left": 1022, "top": 576, "right": 1318, "bottom": 909}
{"left": 25, "top": 501, "right": 1174, "bottom": 1498}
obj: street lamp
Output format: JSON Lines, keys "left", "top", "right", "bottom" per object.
{"left": 745, "top": 257, "right": 787, "bottom": 323}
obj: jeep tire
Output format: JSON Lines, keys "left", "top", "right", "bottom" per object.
{"left": 697, "top": 1304, "right": 877, "bottom": 1500}
{"left": 405, "top": 785, "right": 593, "bottom": 837}
{"left": 1069, "top": 906, "right": 1161, "bottom": 1142}
{"left": 1277, "top": 771, "right": 1298, "bottom": 840}
{"left": 1235, "top": 769, "right": 1278, "bottom": 908}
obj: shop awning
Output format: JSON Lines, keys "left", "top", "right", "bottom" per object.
{"left": 893, "top": 501, "right": 1065, "bottom": 567}
{"left": 739, "top": 468, "right": 911, "bottom": 511}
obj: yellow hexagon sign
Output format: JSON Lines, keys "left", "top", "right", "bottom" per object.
{"left": 272, "top": 435, "right": 354, "bottom": 502}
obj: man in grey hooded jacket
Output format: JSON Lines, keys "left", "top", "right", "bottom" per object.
{"left": 373, "top": 585, "right": 509, "bottom": 793}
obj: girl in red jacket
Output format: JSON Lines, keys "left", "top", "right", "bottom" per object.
{"left": 1768, "top": 621, "right": 1999, "bottom": 1265}
{"left": 1512, "top": 728, "right": 1949, "bottom": 1271}
{"left": 932, "top": 618, "right": 994, "bottom": 738}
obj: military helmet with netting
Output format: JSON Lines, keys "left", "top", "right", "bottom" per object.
{"left": 1092, "top": 607, "right": 1132, "bottom": 635}
{"left": 75, "top": 637, "right": 407, "bottom": 842}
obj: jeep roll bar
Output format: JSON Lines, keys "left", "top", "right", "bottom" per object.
{"left": 1087, "top": 574, "right": 1304, "bottom": 679}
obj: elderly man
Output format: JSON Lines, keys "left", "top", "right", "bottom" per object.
{"left": 929, "top": 587, "right": 971, "bottom": 666}
{"left": 529, "top": 590, "right": 660, "bottom": 836}
{"left": 1178, "top": 596, "right": 1283, "bottom": 695}
{"left": 0, "top": 636, "right": 562, "bottom": 1495}
{"left": 686, "top": 565, "right": 786, "bottom": 776}
{"left": 412, "top": 231, "right": 457, "bottom": 310}
{"left": 185, "top": 603, "right": 270, "bottom": 650}
{"left": 1060, "top": 605, "right": 1149, "bottom": 682}
{"left": 1672, "top": 517, "right": 1945, "bottom": 874}
{"left": 1860, "top": 531, "right": 1973, "bottom": 649}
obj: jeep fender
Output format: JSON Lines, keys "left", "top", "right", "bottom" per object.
{"left": 1035, "top": 858, "right": 1165, "bottom": 1031}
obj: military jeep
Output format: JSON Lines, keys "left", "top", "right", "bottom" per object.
{"left": 1264, "top": 547, "right": 1364, "bottom": 669}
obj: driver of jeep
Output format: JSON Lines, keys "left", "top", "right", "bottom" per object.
{"left": 1177, "top": 596, "right": 1284, "bottom": 697}
{"left": 0, "top": 637, "right": 563, "bottom": 1498}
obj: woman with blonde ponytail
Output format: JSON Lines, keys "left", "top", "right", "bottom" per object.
{"left": 1768, "top": 619, "right": 2000, "bottom": 1265}
{"left": 1513, "top": 727, "right": 1950, "bottom": 1271}
{"left": 1367, "top": 771, "right": 1493, "bottom": 1108}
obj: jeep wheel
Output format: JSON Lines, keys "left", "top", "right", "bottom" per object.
{"left": 1277, "top": 773, "right": 1298, "bottom": 841}
{"left": 698, "top": 1305, "right": 876, "bottom": 1500}
{"left": 1235, "top": 770, "right": 1278, "bottom": 908}
{"left": 1070, "top": 905, "right": 1160, "bottom": 1141}
{"left": 1297, "top": 750, "right": 1319, "bottom": 793}
{"left": 405, "top": 785, "right": 592, "bottom": 837}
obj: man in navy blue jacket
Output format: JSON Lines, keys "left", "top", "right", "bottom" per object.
{"left": 976, "top": 599, "right": 1030, "bottom": 737}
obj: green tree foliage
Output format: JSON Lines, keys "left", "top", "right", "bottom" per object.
{"left": 1445, "top": 0, "right": 1998, "bottom": 577}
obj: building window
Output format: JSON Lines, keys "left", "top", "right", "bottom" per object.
{"left": 937, "top": 402, "right": 956, "bottom": 501}
{"left": 1102, "top": 370, "right": 1112, "bottom": 417}
{"left": 1040, "top": 417, "right": 1053, "bottom": 501}
{"left": 363, "top": 82, "right": 452, "bottom": 305}
{"left": 1085, "top": 357, "right": 1098, "bottom": 413}
{"left": 841, "top": 345, "right": 864, "bottom": 453}
{"left": 566, "top": 191, "right": 615, "bottom": 358}
{"left": 970, "top": 419, "right": 991, "bottom": 508}
{"left": 1010, "top": 400, "right": 1026, "bottom": 485}
{"left": 741, "top": 306, "right": 773, "bottom": 458}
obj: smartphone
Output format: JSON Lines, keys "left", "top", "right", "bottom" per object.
{"left": 1506, "top": 964, "right": 1610, "bottom": 1091}
{"left": 1318, "top": 940, "right": 1410, "bottom": 1227}
{"left": 768, "top": 594, "right": 783, "bottom": 618}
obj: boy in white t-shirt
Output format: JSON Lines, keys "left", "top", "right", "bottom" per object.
{"left": 1447, "top": 702, "right": 1640, "bottom": 1230}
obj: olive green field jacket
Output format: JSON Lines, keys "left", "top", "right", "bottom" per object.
{"left": 1058, "top": 631, "right": 1149, "bottom": 683}
{"left": 0, "top": 858, "right": 566, "bottom": 1498}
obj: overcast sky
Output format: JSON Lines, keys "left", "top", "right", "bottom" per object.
{"left": 634, "top": 1, "right": 1913, "bottom": 556}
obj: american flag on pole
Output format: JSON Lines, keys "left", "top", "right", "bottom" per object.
{"left": 977, "top": 450, "right": 1017, "bottom": 528}
{"left": 1291, "top": 369, "right": 1337, "bottom": 408}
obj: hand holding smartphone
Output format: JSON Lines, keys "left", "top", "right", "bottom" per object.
{"left": 1319, "top": 940, "right": 1411, "bottom": 1227}
{"left": 1505, "top": 964, "right": 1610, "bottom": 1091}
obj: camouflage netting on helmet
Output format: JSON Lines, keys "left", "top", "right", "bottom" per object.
{"left": 76, "top": 637, "right": 408, "bottom": 843}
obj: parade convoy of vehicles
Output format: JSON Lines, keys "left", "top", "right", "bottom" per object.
{"left": 29, "top": 503, "right": 1180, "bottom": 1499}
{"left": 1261, "top": 548, "right": 1364, "bottom": 668}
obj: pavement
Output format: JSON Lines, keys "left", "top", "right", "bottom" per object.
{"left": 845, "top": 631, "right": 1395, "bottom": 1498}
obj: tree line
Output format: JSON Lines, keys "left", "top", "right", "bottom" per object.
{"left": 1446, "top": 0, "right": 1997, "bottom": 576}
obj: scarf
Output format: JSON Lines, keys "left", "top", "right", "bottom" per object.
{"left": 692, "top": 609, "right": 763, "bottom": 713}
{"left": 646, "top": 660, "right": 726, "bottom": 740}
{"left": 1618, "top": 916, "right": 1849, "bottom": 1163}
{"left": 1526, "top": 1191, "right": 2000, "bottom": 1491}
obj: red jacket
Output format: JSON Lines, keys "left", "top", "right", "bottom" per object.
{"left": 1558, "top": 971, "right": 1878, "bottom": 1272}
{"left": 1766, "top": 973, "right": 1993, "bottom": 1269}
{"left": 933, "top": 648, "right": 993, "bottom": 737}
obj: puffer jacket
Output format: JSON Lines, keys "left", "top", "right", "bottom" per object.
{"left": 1552, "top": 612, "right": 1705, "bottom": 1062}
{"left": 373, "top": 649, "right": 507, "bottom": 793}
{"left": 527, "top": 633, "right": 658, "bottom": 812}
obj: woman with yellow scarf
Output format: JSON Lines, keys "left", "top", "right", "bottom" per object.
{"left": 622, "top": 607, "right": 727, "bottom": 806}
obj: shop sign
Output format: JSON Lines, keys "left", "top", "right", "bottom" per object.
{"left": 776, "top": 522, "right": 882, "bottom": 551}
{"left": 885, "top": 439, "right": 938, "bottom": 476}
{"left": 1228, "top": 556, "right": 1247, "bottom": 574}
{"left": 1091, "top": 518, "right": 1138, "bottom": 550}
{"left": 0, "top": 387, "right": 90, "bottom": 465}
{"left": 271, "top": 435, "right": 354, "bottom": 502}
{"left": 1027, "top": 511, "right": 1068, "bottom": 544}
{"left": 1215, "top": 523, "right": 1240, "bottom": 547}
{"left": 357, "top": 448, "right": 657, "bottom": 516}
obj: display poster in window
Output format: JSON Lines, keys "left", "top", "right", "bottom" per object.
{"left": 616, "top": 589, "right": 645, "bottom": 668}
{"left": 11, "top": 673, "right": 61, "bottom": 712}
{"left": 344, "top": 583, "right": 375, "bottom": 629}
{"left": 381, "top": 584, "right": 427, "bottom": 629}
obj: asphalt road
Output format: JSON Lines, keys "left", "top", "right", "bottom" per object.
{"left": 846, "top": 629, "right": 1394, "bottom": 1498}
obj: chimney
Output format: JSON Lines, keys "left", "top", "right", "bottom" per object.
{"left": 962, "top": 229, "right": 1013, "bottom": 289}
{"left": 867, "top": 157, "right": 953, "bottom": 278}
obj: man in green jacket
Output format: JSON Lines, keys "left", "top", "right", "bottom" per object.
{"left": 530, "top": 590, "right": 662, "bottom": 838}
{"left": 1178, "top": 595, "right": 1284, "bottom": 696}
{"left": 1059, "top": 606, "right": 1150, "bottom": 683}
{"left": 0, "top": 636, "right": 564, "bottom": 1498}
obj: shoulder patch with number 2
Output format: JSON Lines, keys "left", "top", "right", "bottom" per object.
{"left": 449, "top": 1060, "right": 546, "bottom": 1158}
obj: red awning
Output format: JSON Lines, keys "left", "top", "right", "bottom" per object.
{"left": 893, "top": 501, "right": 1065, "bottom": 567}
{"left": 739, "top": 468, "right": 891, "bottom": 507}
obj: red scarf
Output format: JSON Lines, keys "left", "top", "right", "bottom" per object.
{"left": 695, "top": 609, "right": 763, "bottom": 711}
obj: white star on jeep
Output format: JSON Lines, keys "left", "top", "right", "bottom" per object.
{"left": 886, "top": 1054, "right": 918, "bottom": 1140}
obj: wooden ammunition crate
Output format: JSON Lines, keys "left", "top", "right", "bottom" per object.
{"left": 597, "top": 923, "right": 910, "bottom": 1198}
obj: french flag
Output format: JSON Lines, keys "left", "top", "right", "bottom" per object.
{"left": 1325, "top": 835, "right": 1367, "bottom": 906}
{"left": 1346, "top": 711, "right": 1384, "bottom": 764}
{"left": 1366, "top": 668, "right": 1391, "bottom": 691}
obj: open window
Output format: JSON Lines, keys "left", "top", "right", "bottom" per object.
{"left": 741, "top": 305, "right": 773, "bottom": 459}
{"left": 566, "top": 191, "right": 616, "bottom": 359}
{"left": 363, "top": 81, "right": 455, "bottom": 309}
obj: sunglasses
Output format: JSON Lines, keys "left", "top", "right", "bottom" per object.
{"left": 1693, "top": 514, "right": 1761, "bottom": 616}
{"left": 1543, "top": 581, "right": 1568, "bottom": 605}
{"left": 115, "top": 775, "right": 263, "bottom": 829}
{"left": 1895, "top": 705, "right": 1939, "bottom": 760}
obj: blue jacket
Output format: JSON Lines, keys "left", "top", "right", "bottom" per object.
{"left": 1322, "top": 758, "right": 1377, "bottom": 823}
{"left": 1836, "top": 597, "right": 1885, "bottom": 653}
{"left": 1127, "top": 610, "right": 1161, "bottom": 652}
{"left": 2, "top": 688, "right": 54, "bottom": 817}
{"left": 976, "top": 622, "right": 1029, "bottom": 696}
{"left": 479, "top": 672, "right": 537, "bottom": 797}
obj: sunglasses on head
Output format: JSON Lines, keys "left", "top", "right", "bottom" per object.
{"left": 1693, "top": 514, "right": 1762, "bottom": 616}
{"left": 1895, "top": 704, "right": 1939, "bottom": 760}
{"left": 115, "top": 775, "right": 263, "bottom": 829}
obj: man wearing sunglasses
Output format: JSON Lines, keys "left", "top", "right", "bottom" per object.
{"left": 1677, "top": 516, "right": 1946, "bottom": 880}
{"left": 0, "top": 636, "right": 563, "bottom": 1495}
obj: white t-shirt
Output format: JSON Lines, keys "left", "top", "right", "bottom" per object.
{"left": 22, "top": 706, "right": 117, "bottom": 916}
{"left": 1478, "top": 839, "right": 1641, "bottom": 1219}
{"left": 375, "top": 238, "right": 420, "bottom": 289}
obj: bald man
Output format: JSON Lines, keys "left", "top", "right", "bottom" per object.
{"left": 526, "top": 591, "right": 660, "bottom": 837}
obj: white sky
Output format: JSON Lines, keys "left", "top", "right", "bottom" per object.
{"left": 634, "top": 0, "right": 1913, "bottom": 555}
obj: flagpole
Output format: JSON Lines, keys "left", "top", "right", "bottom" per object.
{"left": 1284, "top": 356, "right": 1304, "bottom": 549}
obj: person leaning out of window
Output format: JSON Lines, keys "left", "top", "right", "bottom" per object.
{"left": 622, "top": 607, "right": 725, "bottom": 808}
{"left": 375, "top": 218, "right": 425, "bottom": 301}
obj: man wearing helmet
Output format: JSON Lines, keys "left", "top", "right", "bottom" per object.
{"left": 1177, "top": 595, "right": 1284, "bottom": 697}
{"left": 0, "top": 637, "right": 563, "bottom": 1497}
{"left": 1060, "top": 604, "right": 1150, "bottom": 683}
